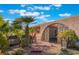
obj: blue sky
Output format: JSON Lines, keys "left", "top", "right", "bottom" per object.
{"left": 0, "top": 4, "right": 79, "bottom": 26}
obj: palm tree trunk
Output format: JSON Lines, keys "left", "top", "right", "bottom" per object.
{"left": 25, "top": 24, "right": 30, "bottom": 47}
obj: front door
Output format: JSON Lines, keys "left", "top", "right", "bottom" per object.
{"left": 49, "top": 26, "right": 58, "bottom": 43}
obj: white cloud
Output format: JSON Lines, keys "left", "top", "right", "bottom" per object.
{"left": 9, "top": 9, "right": 26, "bottom": 14}
{"left": 53, "top": 4, "right": 62, "bottom": 7}
{"left": 9, "top": 9, "right": 41, "bottom": 17}
{"left": 28, "top": 5, "right": 52, "bottom": 11}
{"left": 48, "top": 20, "right": 55, "bottom": 22}
{"left": 36, "top": 15, "right": 51, "bottom": 22}
{"left": 40, "top": 12, "right": 44, "bottom": 14}
{"left": 36, "top": 15, "right": 50, "bottom": 19}
{"left": 4, "top": 18, "right": 14, "bottom": 24}
{"left": 27, "top": 7, "right": 34, "bottom": 10}
{"left": 21, "top": 4, "right": 26, "bottom": 7}
{"left": 59, "top": 13, "right": 71, "bottom": 17}
{"left": 20, "top": 12, "right": 40, "bottom": 17}
{"left": 34, "top": 6, "right": 51, "bottom": 10}
{"left": 0, "top": 10, "right": 4, "bottom": 13}
{"left": 45, "top": 15, "right": 51, "bottom": 17}
{"left": 4, "top": 18, "right": 13, "bottom": 21}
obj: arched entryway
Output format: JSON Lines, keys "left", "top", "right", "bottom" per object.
{"left": 41, "top": 23, "right": 69, "bottom": 43}
{"left": 49, "top": 25, "right": 58, "bottom": 43}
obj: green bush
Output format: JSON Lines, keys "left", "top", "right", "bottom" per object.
{"left": 69, "top": 41, "right": 79, "bottom": 50}
{"left": 0, "top": 32, "right": 9, "bottom": 52}
{"left": 15, "top": 50, "right": 24, "bottom": 55}
{"left": 60, "top": 49, "right": 73, "bottom": 55}
{"left": 13, "top": 48, "right": 24, "bottom": 55}
{"left": 20, "top": 39, "right": 26, "bottom": 48}
{"left": 5, "top": 51, "right": 16, "bottom": 55}
{"left": 58, "top": 30, "right": 78, "bottom": 49}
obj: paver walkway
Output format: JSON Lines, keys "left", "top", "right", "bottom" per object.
{"left": 26, "top": 41, "right": 61, "bottom": 55}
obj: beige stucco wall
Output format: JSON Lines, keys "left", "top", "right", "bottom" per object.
{"left": 32, "top": 16, "right": 79, "bottom": 42}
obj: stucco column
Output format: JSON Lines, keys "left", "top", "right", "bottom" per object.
{"left": 44, "top": 27, "right": 49, "bottom": 42}
{"left": 40, "top": 25, "right": 49, "bottom": 42}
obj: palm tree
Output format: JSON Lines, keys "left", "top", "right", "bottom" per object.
{"left": 12, "top": 21, "right": 22, "bottom": 30}
{"left": 14, "top": 16, "right": 35, "bottom": 47}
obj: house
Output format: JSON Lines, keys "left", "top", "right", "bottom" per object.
{"left": 30, "top": 15, "right": 79, "bottom": 44}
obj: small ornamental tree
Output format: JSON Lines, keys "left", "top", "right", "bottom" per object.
{"left": 58, "top": 30, "right": 78, "bottom": 49}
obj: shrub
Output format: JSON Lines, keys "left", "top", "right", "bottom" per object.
{"left": 0, "top": 32, "right": 9, "bottom": 52}
{"left": 14, "top": 30, "right": 26, "bottom": 48}
{"left": 13, "top": 48, "right": 24, "bottom": 55}
{"left": 58, "top": 30, "right": 78, "bottom": 49}
{"left": 5, "top": 51, "right": 16, "bottom": 55}
{"left": 60, "top": 49, "right": 73, "bottom": 55}
{"left": 20, "top": 39, "right": 26, "bottom": 48}
{"left": 5, "top": 48, "right": 25, "bottom": 55}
